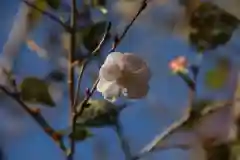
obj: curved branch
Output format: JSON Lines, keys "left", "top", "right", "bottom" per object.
{"left": 0, "top": 85, "right": 68, "bottom": 154}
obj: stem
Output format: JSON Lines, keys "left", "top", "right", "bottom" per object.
{"left": 109, "top": 0, "right": 148, "bottom": 52}
{"left": 23, "top": 0, "right": 70, "bottom": 31}
{"left": 67, "top": 0, "right": 77, "bottom": 159}
{"left": 0, "top": 85, "right": 68, "bottom": 153}
{"left": 132, "top": 88, "right": 195, "bottom": 160}
{"left": 73, "top": 22, "right": 111, "bottom": 109}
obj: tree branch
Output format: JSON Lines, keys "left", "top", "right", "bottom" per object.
{"left": 0, "top": 85, "right": 68, "bottom": 154}
{"left": 23, "top": 0, "right": 70, "bottom": 31}
{"left": 73, "top": 22, "right": 112, "bottom": 109}
{"left": 109, "top": 0, "right": 148, "bottom": 52}
{"left": 132, "top": 67, "right": 234, "bottom": 160}
{"left": 132, "top": 98, "right": 192, "bottom": 160}
{"left": 67, "top": 0, "right": 77, "bottom": 159}
{"left": 133, "top": 69, "right": 196, "bottom": 160}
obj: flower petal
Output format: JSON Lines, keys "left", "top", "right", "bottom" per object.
{"left": 104, "top": 52, "right": 124, "bottom": 65}
{"left": 116, "top": 63, "right": 151, "bottom": 88}
{"left": 97, "top": 78, "right": 121, "bottom": 101}
{"left": 123, "top": 82, "right": 149, "bottom": 99}
{"left": 119, "top": 53, "right": 151, "bottom": 82}
{"left": 120, "top": 53, "right": 145, "bottom": 72}
{"left": 99, "top": 63, "right": 121, "bottom": 81}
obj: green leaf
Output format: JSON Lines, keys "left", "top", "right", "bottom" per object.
{"left": 91, "top": 0, "right": 106, "bottom": 6}
{"left": 57, "top": 126, "right": 93, "bottom": 141}
{"left": 81, "top": 21, "right": 108, "bottom": 51}
{"left": 76, "top": 99, "right": 119, "bottom": 127}
{"left": 204, "top": 57, "right": 230, "bottom": 89}
{"left": 28, "top": 0, "right": 48, "bottom": 28}
{"left": 45, "top": 0, "right": 61, "bottom": 10}
{"left": 69, "top": 127, "right": 93, "bottom": 141}
{"left": 20, "top": 77, "right": 55, "bottom": 107}
{"left": 205, "top": 69, "right": 227, "bottom": 89}
{"left": 189, "top": 2, "right": 239, "bottom": 51}
{"left": 90, "top": 0, "right": 108, "bottom": 14}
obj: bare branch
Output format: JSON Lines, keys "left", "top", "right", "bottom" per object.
{"left": 133, "top": 76, "right": 233, "bottom": 160}
{"left": 0, "top": 85, "right": 68, "bottom": 154}
{"left": 109, "top": 0, "right": 148, "bottom": 52}
{"left": 67, "top": 0, "right": 77, "bottom": 158}
{"left": 132, "top": 103, "right": 192, "bottom": 160}
{"left": 132, "top": 79, "right": 196, "bottom": 160}
{"left": 73, "top": 22, "right": 112, "bottom": 109}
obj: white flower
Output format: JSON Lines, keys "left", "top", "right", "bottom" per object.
{"left": 97, "top": 52, "right": 151, "bottom": 101}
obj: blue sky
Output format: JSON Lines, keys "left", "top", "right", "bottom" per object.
{"left": 0, "top": 0, "right": 239, "bottom": 160}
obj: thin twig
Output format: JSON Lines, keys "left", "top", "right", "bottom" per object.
{"left": 0, "top": 85, "right": 68, "bottom": 153}
{"left": 132, "top": 106, "right": 191, "bottom": 160}
{"left": 67, "top": 22, "right": 112, "bottom": 159}
{"left": 67, "top": 0, "right": 77, "bottom": 158}
{"left": 76, "top": 78, "right": 99, "bottom": 117}
{"left": 23, "top": 0, "right": 70, "bottom": 30}
{"left": 132, "top": 72, "right": 233, "bottom": 159}
{"left": 132, "top": 87, "right": 195, "bottom": 160}
{"left": 73, "top": 22, "right": 112, "bottom": 109}
{"left": 109, "top": 0, "right": 148, "bottom": 52}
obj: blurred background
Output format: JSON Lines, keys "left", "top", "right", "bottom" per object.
{"left": 0, "top": 0, "right": 240, "bottom": 159}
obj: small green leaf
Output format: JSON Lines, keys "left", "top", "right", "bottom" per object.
{"left": 81, "top": 21, "right": 108, "bottom": 51}
{"left": 69, "top": 127, "right": 93, "bottom": 141}
{"left": 45, "top": 0, "right": 61, "bottom": 10}
{"left": 76, "top": 99, "right": 119, "bottom": 127}
{"left": 205, "top": 69, "right": 228, "bottom": 89}
{"left": 28, "top": 0, "right": 48, "bottom": 28}
{"left": 90, "top": 0, "right": 108, "bottom": 14}
{"left": 205, "top": 58, "right": 230, "bottom": 90}
{"left": 20, "top": 77, "right": 55, "bottom": 107}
